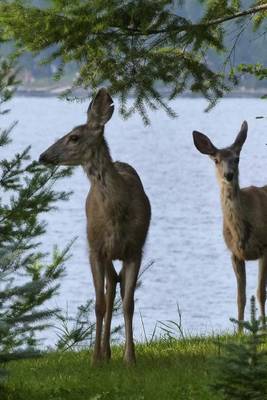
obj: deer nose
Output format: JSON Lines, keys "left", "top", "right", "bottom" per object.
{"left": 225, "top": 172, "right": 234, "bottom": 182}
{"left": 39, "top": 152, "right": 48, "bottom": 164}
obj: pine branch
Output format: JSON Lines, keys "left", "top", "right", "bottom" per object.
{"left": 204, "top": 3, "right": 267, "bottom": 28}
{"left": 118, "top": 3, "right": 267, "bottom": 35}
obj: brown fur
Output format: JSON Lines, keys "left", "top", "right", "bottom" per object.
{"left": 222, "top": 184, "right": 267, "bottom": 261}
{"left": 39, "top": 89, "right": 151, "bottom": 364}
{"left": 86, "top": 145, "right": 150, "bottom": 261}
{"left": 193, "top": 121, "right": 267, "bottom": 326}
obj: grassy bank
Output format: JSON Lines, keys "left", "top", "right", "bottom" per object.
{"left": 1, "top": 336, "right": 230, "bottom": 400}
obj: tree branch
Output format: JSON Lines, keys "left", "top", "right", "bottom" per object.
{"left": 205, "top": 3, "right": 267, "bottom": 27}
{"left": 121, "top": 3, "right": 267, "bottom": 35}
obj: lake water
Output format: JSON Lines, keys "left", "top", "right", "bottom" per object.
{"left": 2, "top": 96, "right": 267, "bottom": 344}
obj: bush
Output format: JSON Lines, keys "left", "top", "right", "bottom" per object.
{"left": 211, "top": 296, "right": 267, "bottom": 400}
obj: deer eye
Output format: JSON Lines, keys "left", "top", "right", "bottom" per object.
{"left": 69, "top": 134, "right": 79, "bottom": 143}
{"left": 214, "top": 158, "right": 219, "bottom": 165}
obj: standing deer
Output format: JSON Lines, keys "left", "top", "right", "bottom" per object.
{"left": 193, "top": 121, "right": 267, "bottom": 327}
{"left": 39, "top": 88, "right": 151, "bottom": 364}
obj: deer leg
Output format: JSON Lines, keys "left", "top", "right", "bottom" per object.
{"left": 257, "top": 253, "right": 267, "bottom": 327}
{"left": 101, "top": 263, "right": 118, "bottom": 361}
{"left": 121, "top": 256, "right": 141, "bottom": 365}
{"left": 90, "top": 253, "right": 105, "bottom": 365}
{"left": 231, "top": 254, "right": 246, "bottom": 329}
{"left": 119, "top": 268, "right": 125, "bottom": 300}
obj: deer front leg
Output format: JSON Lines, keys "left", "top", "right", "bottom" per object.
{"left": 257, "top": 253, "right": 267, "bottom": 327}
{"left": 231, "top": 254, "right": 246, "bottom": 330}
{"left": 101, "top": 262, "right": 118, "bottom": 361}
{"left": 121, "top": 256, "right": 141, "bottom": 365}
{"left": 90, "top": 253, "right": 105, "bottom": 365}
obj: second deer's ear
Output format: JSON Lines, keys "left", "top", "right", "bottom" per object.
{"left": 87, "top": 88, "right": 114, "bottom": 126}
{"left": 192, "top": 131, "right": 217, "bottom": 156}
{"left": 233, "top": 120, "right": 248, "bottom": 151}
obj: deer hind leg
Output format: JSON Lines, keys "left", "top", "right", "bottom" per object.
{"left": 257, "top": 253, "right": 267, "bottom": 327}
{"left": 90, "top": 253, "right": 105, "bottom": 365}
{"left": 119, "top": 268, "right": 125, "bottom": 300}
{"left": 231, "top": 254, "right": 246, "bottom": 329}
{"left": 101, "top": 262, "right": 118, "bottom": 361}
{"left": 120, "top": 255, "right": 141, "bottom": 365}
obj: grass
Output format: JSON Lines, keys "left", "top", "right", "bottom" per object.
{"left": 0, "top": 335, "right": 231, "bottom": 400}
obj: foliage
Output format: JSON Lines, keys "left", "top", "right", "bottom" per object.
{"left": 211, "top": 296, "right": 267, "bottom": 400}
{"left": 158, "top": 303, "right": 185, "bottom": 340}
{"left": 54, "top": 299, "right": 122, "bottom": 352}
{"left": 1, "top": 1, "right": 267, "bottom": 123}
{"left": 238, "top": 63, "right": 267, "bottom": 97}
{"left": 0, "top": 50, "right": 73, "bottom": 384}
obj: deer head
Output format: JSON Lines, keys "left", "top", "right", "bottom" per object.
{"left": 192, "top": 121, "right": 248, "bottom": 184}
{"left": 39, "top": 88, "right": 114, "bottom": 166}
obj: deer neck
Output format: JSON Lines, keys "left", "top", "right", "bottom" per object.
{"left": 83, "top": 137, "right": 123, "bottom": 195}
{"left": 219, "top": 173, "right": 248, "bottom": 250}
{"left": 219, "top": 174, "right": 242, "bottom": 220}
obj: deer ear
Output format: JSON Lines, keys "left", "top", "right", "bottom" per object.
{"left": 87, "top": 88, "right": 114, "bottom": 126}
{"left": 233, "top": 120, "right": 248, "bottom": 150}
{"left": 192, "top": 131, "right": 217, "bottom": 156}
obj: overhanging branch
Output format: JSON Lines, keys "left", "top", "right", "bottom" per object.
{"left": 121, "top": 3, "right": 267, "bottom": 35}
{"left": 205, "top": 3, "right": 267, "bottom": 27}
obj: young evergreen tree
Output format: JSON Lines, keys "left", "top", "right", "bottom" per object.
{"left": 0, "top": 0, "right": 266, "bottom": 123}
{"left": 211, "top": 296, "right": 267, "bottom": 400}
{"left": 0, "top": 53, "right": 73, "bottom": 383}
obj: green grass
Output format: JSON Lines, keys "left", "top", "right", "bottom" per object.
{"left": 1, "top": 336, "right": 229, "bottom": 400}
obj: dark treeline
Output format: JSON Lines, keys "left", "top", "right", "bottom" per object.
{"left": 1, "top": 0, "right": 267, "bottom": 91}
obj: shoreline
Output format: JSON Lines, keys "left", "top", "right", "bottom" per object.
{"left": 16, "top": 87, "right": 267, "bottom": 99}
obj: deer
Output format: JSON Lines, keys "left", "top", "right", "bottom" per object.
{"left": 193, "top": 121, "right": 267, "bottom": 328}
{"left": 39, "top": 88, "right": 151, "bottom": 364}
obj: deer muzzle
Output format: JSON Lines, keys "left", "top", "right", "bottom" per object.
{"left": 39, "top": 152, "right": 53, "bottom": 165}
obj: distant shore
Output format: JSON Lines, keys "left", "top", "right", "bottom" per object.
{"left": 16, "top": 85, "right": 267, "bottom": 99}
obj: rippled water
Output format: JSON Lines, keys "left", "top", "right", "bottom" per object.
{"left": 2, "top": 96, "right": 267, "bottom": 343}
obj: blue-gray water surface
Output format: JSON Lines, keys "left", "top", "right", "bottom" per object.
{"left": 2, "top": 96, "right": 267, "bottom": 344}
